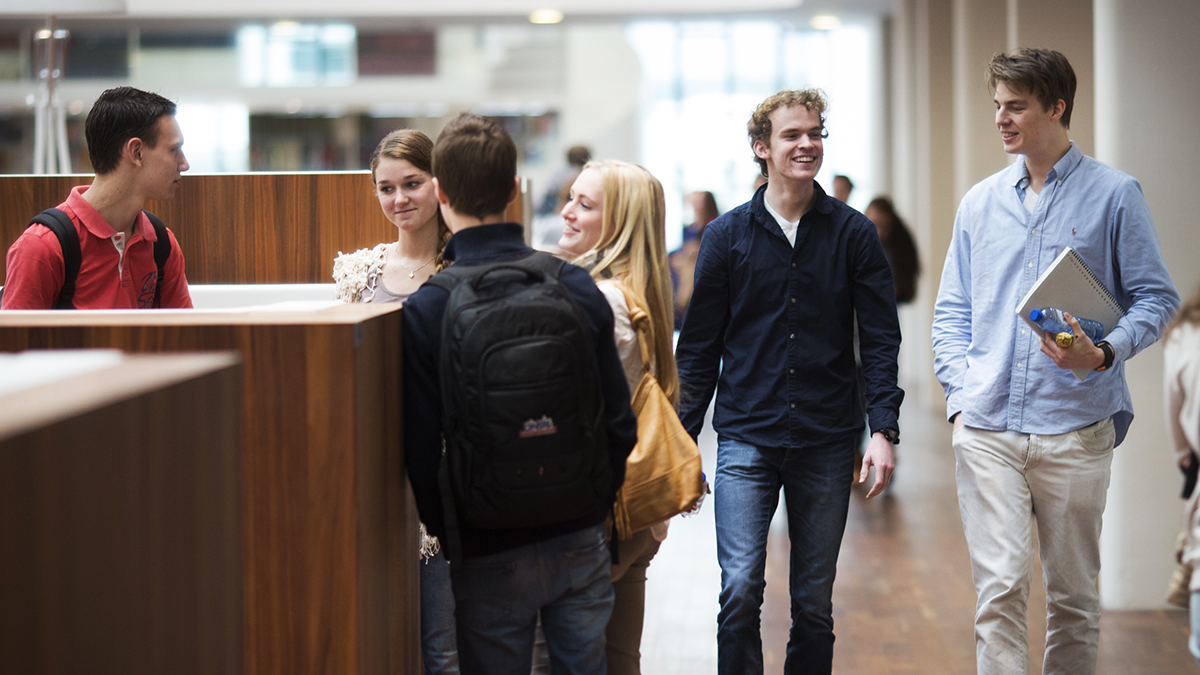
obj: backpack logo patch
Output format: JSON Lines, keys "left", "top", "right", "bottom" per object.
{"left": 519, "top": 415, "right": 558, "bottom": 438}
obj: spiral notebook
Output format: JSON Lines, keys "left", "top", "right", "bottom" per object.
{"left": 1016, "top": 247, "right": 1127, "bottom": 381}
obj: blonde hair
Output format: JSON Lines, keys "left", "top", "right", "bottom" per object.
{"left": 575, "top": 160, "right": 679, "bottom": 407}
{"left": 371, "top": 129, "right": 452, "bottom": 272}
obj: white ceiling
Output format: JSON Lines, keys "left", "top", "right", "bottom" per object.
{"left": 5, "top": 0, "right": 892, "bottom": 20}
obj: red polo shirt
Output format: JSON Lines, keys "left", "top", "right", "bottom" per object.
{"left": 2, "top": 186, "right": 192, "bottom": 310}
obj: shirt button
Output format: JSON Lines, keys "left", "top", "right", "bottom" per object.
{"left": 791, "top": 297, "right": 797, "bottom": 304}
{"left": 1028, "top": 262, "right": 1034, "bottom": 268}
{"left": 790, "top": 403, "right": 796, "bottom": 409}
{"left": 789, "top": 333, "right": 795, "bottom": 339}
{"left": 791, "top": 263, "right": 797, "bottom": 268}
{"left": 1030, "top": 229, "right": 1036, "bottom": 235}
{"left": 1017, "top": 362, "right": 1023, "bottom": 368}
{"left": 1021, "top": 329, "right": 1027, "bottom": 335}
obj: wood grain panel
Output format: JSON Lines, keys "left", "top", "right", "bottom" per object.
{"left": 0, "top": 354, "right": 244, "bottom": 675}
{"left": 0, "top": 305, "right": 417, "bottom": 675}
{"left": 0, "top": 173, "right": 527, "bottom": 284}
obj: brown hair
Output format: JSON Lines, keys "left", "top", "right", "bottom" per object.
{"left": 432, "top": 113, "right": 517, "bottom": 220}
{"left": 371, "top": 129, "right": 451, "bottom": 271}
{"left": 1167, "top": 283, "right": 1200, "bottom": 340}
{"left": 747, "top": 89, "right": 828, "bottom": 178}
{"left": 986, "top": 48, "right": 1076, "bottom": 128}
{"left": 85, "top": 86, "right": 177, "bottom": 175}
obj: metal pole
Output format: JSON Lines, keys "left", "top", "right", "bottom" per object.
{"left": 32, "top": 24, "right": 49, "bottom": 174}
{"left": 32, "top": 17, "right": 70, "bottom": 174}
{"left": 52, "top": 30, "right": 71, "bottom": 173}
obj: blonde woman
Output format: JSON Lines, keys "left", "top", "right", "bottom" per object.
{"left": 559, "top": 159, "right": 678, "bottom": 674}
{"left": 332, "top": 129, "right": 458, "bottom": 675}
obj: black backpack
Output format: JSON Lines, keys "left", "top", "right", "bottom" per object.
{"left": 426, "top": 251, "right": 610, "bottom": 557}
{"left": 25, "top": 208, "right": 172, "bottom": 309}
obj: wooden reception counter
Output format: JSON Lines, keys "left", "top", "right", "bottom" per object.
{"left": 0, "top": 304, "right": 416, "bottom": 675}
{"left": 0, "top": 352, "right": 243, "bottom": 675}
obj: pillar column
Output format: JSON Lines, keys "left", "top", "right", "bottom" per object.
{"left": 1007, "top": 0, "right": 1094, "bottom": 155}
{"left": 1094, "top": 0, "right": 1200, "bottom": 610}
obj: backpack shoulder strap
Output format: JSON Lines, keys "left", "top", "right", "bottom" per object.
{"left": 519, "top": 251, "right": 565, "bottom": 280}
{"left": 423, "top": 265, "right": 469, "bottom": 293}
{"left": 29, "top": 208, "right": 81, "bottom": 310}
{"left": 143, "top": 211, "right": 171, "bottom": 309}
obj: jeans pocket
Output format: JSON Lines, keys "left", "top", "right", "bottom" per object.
{"left": 1072, "top": 417, "right": 1116, "bottom": 454}
{"left": 454, "top": 556, "right": 517, "bottom": 607}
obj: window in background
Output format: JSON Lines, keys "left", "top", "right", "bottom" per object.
{"left": 176, "top": 103, "right": 250, "bottom": 173}
{"left": 628, "top": 19, "right": 877, "bottom": 251}
{"left": 237, "top": 23, "right": 357, "bottom": 87}
{"left": 63, "top": 32, "right": 129, "bottom": 80}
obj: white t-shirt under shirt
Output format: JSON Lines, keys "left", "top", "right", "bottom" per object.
{"left": 763, "top": 196, "right": 800, "bottom": 247}
{"left": 1023, "top": 183, "right": 1040, "bottom": 214}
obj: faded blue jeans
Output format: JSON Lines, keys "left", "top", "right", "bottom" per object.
{"left": 714, "top": 436, "right": 856, "bottom": 675}
{"left": 421, "top": 549, "right": 460, "bottom": 674}
{"left": 450, "top": 523, "right": 613, "bottom": 675}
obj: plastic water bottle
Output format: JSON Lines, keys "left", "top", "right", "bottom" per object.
{"left": 1029, "top": 307, "right": 1105, "bottom": 343}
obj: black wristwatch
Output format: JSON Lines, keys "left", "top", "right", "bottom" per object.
{"left": 878, "top": 427, "right": 900, "bottom": 445}
{"left": 1095, "top": 341, "right": 1115, "bottom": 371}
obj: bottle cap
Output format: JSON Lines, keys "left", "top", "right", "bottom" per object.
{"left": 1030, "top": 309, "right": 1043, "bottom": 321}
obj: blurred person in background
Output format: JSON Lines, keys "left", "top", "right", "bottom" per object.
{"left": 864, "top": 197, "right": 920, "bottom": 305}
{"left": 668, "top": 190, "right": 720, "bottom": 329}
{"left": 832, "top": 174, "right": 853, "bottom": 203}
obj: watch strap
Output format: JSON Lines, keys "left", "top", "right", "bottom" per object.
{"left": 1095, "top": 341, "right": 1115, "bottom": 371}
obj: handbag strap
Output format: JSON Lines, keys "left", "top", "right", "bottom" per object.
{"left": 612, "top": 281, "right": 655, "bottom": 376}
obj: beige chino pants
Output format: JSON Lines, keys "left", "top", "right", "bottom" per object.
{"left": 953, "top": 418, "right": 1115, "bottom": 675}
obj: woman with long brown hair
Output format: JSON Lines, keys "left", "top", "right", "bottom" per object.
{"left": 333, "top": 129, "right": 458, "bottom": 675}
{"left": 334, "top": 129, "right": 450, "bottom": 303}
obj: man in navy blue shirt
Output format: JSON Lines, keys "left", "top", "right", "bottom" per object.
{"left": 675, "top": 89, "right": 904, "bottom": 674}
{"left": 402, "top": 113, "right": 638, "bottom": 675}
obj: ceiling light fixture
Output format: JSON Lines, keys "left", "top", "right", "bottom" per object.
{"left": 529, "top": 9, "right": 564, "bottom": 24}
{"left": 810, "top": 14, "right": 841, "bottom": 30}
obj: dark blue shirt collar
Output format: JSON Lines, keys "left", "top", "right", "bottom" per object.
{"left": 442, "top": 222, "right": 529, "bottom": 265}
{"left": 750, "top": 180, "right": 834, "bottom": 224}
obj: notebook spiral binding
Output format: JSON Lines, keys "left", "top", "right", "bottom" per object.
{"left": 1066, "top": 249, "right": 1125, "bottom": 319}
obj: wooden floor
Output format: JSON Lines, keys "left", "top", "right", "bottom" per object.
{"left": 640, "top": 392, "right": 1195, "bottom": 674}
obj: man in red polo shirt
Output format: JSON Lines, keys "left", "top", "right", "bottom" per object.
{"left": 2, "top": 86, "right": 193, "bottom": 309}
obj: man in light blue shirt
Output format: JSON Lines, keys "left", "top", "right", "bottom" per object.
{"left": 932, "top": 48, "right": 1178, "bottom": 675}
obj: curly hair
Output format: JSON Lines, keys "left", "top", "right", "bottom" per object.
{"left": 747, "top": 89, "right": 828, "bottom": 178}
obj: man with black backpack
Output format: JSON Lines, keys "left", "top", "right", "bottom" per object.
{"left": 402, "top": 112, "right": 637, "bottom": 675}
{"left": 2, "top": 86, "right": 192, "bottom": 309}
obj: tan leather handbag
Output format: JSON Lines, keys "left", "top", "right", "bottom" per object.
{"left": 611, "top": 284, "right": 704, "bottom": 540}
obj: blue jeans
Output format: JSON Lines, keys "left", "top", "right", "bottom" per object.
{"left": 450, "top": 524, "right": 613, "bottom": 675}
{"left": 421, "top": 550, "right": 460, "bottom": 675}
{"left": 714, "top": 436, "right": 855, "bottom": 675}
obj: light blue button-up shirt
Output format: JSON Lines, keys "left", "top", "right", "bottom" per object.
{"left": 933, "top": 142, "right": 1179, "bottom": 446}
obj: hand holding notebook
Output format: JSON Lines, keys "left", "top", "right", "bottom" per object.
{"left": 1015, "top": 247, "right": 1127, "bottom": 381}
